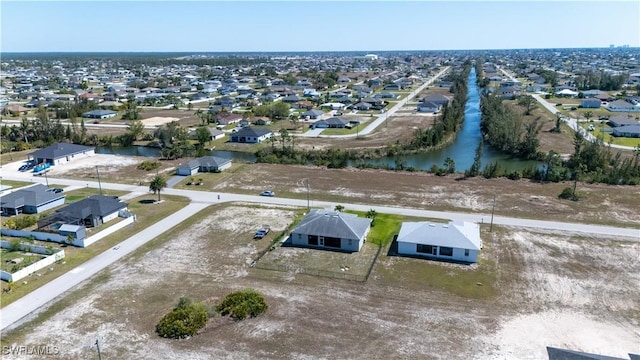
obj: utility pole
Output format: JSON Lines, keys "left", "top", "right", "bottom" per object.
{"left": 305, "top": 179, "right": 310, "bottom": 211}
{"left": 44, "top": 171, "right": 49, "bottom": 187}
{"left": 95, "top": 339, "right": 102, "bottom": 360}
{"left": 95, "top": 166, "right": 103, "bottom": 196}
{"left": 489, "top": 195, "right": 496, "bottom": 233}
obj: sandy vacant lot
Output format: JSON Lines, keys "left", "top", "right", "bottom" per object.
{"left": 3, "top": 204, "right": 638, "bottom": 359}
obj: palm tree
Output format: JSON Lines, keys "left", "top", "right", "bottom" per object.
{"left": 149, "top": 174, "right": 167, "bottom": 202}
{"left": 366, "top": 209, "right": 378, "bottom": 226}
{"left": 444, "top": 157, "right": 455, "bottom": 174}
{"left": 127, "top": 119, "right": 145, "bottom": 140}
{"left": 334, "top": 204, "right": 345, "bottom": 212}
{"left": 584, "top": 111, "right": 593, "bottom": 122}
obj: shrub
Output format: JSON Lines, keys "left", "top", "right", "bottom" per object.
{"left": 137, "top": 160, "right": 161, "bottom": 171}
{"left": 216, "top": 289, "right": 268, "bottom": 320}
{"left": 558, "top": 187, "right": 579, "bottom": 201}
{"left": 156, "top": 297, "right": 209, "bottom": 339}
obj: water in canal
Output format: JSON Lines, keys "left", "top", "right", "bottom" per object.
{"left": 355, "top": 67, "right": 540, "bottom": 172}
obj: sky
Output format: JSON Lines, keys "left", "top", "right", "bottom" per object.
{"left": 1, "top": 1, "right": 639, "bottom": 52}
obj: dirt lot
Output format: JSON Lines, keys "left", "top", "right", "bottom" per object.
{"left": 3, "top": 205, "right": 638, "bottom": 359}
{"left": 210, "top": 163, "right": 640, "bottom": 228}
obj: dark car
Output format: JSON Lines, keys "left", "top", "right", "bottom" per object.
{"left": 49, "top": 188, "right": 64, "bottom": 194}
{"left": 19, "top": 165, "right": 29, "bottom": 171}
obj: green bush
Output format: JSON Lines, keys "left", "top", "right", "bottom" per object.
{"left": 558, "top": 187, "right": 579, "bottom": 201}
{"left": 216, "top": 289, "right": 268, "bottom": 320}
{"left": 156, "top": 297, "right": 209, "bottom": 339}
{"left": 137, "top": 160, "right": 161, "bottom": 171}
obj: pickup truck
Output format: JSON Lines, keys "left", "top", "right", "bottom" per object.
{"left": 254, "top": 225, "right": 270, "bottom": 239}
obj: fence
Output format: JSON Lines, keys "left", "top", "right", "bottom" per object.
{"left": 0, "top": 240, "right": 65, "bottom": 282}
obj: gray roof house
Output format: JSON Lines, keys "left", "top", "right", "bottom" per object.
{"left": 608, "top": 115, "right": 638, "bottom": 127}
{"left": 547, "top": 346, "right": 638, "bottom": 360}
{"left": 301, "top": 109, "right": 324, "bottom": 120}
{"left": 607, "top": 100, "right": 637, "bottom": 112}
{"left": 396, "top": 221, "right": 482, "bottom": 263}
{"left": 311, "top": 116, "right": 349, "bottom": 129}
{"left": 612, "top": 124, "right": 640, "bottom": 138}
{"left": 82, "top": 110, "right": 118, "bottom": 119}
{"left": 417, "top": 101, "right": 441, "bottom": 113}
{"left": 420, "top": 94, "right": 450, "bottom": 106}
{"left": 45, "top": 195, "right": 127, "bottom": 228}
{"left": 229, "top": 127, "right": 273, "bottom": 143}
{"left": 29, "top": 143, "right": 95, "bottom": 166}
{"left": 290, "top": 209, "right": 372, "bottom": 252}
{"left": 580, "top": 98, "right": 601, "bottom": 108}
{"left": 1, "top": 184, "right": 65, "bottom": 216}
{"left": 176, "top": 156, "right": 232, "bottom": 176}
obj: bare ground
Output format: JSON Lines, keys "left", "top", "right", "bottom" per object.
{"left": 3, "top": 205, "right": 638, "bottom": 359}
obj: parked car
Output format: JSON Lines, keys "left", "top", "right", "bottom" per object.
{"left": 253, "top": 225, "right": 270, "bottom": 239}
{"left": 50, "top": 188, "right": 64, "bottom": 194}
{"left": 18, "top": 165, "right": 29, "bottom": 171}
{"left": 260, "top": 190, "right": 275, "bottom": 197}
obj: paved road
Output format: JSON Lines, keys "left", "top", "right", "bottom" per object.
{"left": 1, "top": 167, "right": 638, "bottom": 332}
{"left": 0, "top": 202, "right": 209, "bottom": 332}
{"left": 298, "top": 67, "right": 450, "bottom": 138}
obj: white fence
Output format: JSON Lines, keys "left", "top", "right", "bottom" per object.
{"left": 81, "top": 215, "right": 134, "bottom": 247}
{"left": 1, "top": 214, "right": 135, "bottom": 248}
{"left": 0, "top": 240, "right": 65, "bottom": 282}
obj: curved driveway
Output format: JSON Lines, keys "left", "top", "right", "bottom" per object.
{"left": 1, "top": 170, "right": 638, "bottom": 332}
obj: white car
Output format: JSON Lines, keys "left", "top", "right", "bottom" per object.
{"left": 260, "top": 190, "right": 275, "bottom": 197}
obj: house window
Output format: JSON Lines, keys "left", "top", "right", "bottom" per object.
{"left": 439, "top": 247, "right": 453, "bottom": 256}
{"left": 464, "top": 249, "right": 469, "bottom": 257}
{"left": 416, "top": 244, "right": 435, "bottom": 254}
{"left": 348, "top": 239, "right": 352, "bottom": 246}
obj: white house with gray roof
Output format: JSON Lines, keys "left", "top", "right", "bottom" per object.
{"left": 396, "top": 221, "right": 482, "bottom": 263}
{"left": 28, "top": 143, "right": 95, "bottom": 166}
{"left": 0, "top": 184, "right": 65, "bottom": 216}
{"left": 290, "top": 209, "right": 372, "bottom": 252}
{"left": 176, "top": 156, "right": 232, "bottom": 176}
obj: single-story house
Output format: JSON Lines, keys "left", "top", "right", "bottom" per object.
{"left": 396, "top": 221, "right": 482, "bottom": 263}
{"left": 229, "top": 127, "right": 273, "bottom": 143}
{"left": 580, "top": 98, "right": 601, "bottom": 108}
{"left": 82, "top": 110, "right": 117, "bottom": 119}
{"left": 417, "top": 101, "right": 441, "bottom": 113}
{"left": 290, "top": 209, "right": 372, "bottom": 252}
{"left": 311, "top": 116, "right": 350, "bottom": 129}
{"left": 384, "top": 83, "right": 402, "bottom": 91}
{"left": 214, "top": 113, "right": 243, "bottom": 125}
{"left": 301, "top": 109, "right": 324, "bottom": 120}
{"left": 252, "top": 117, "right": 271, "bottom": 126}
{"left": 45, "top": 195, "right": 127, "bottom": 228}
{"left": 176, "top": 156, "right": 232, "bottom": 176}
{"left": 206, "top": 127, "right": 225, "bottom": 140}
{"left": 353, "top": 102, "right": 372, "bottom": 111}
{"left": 496, "top": 86, "right": 521, "bottom": 99}
{"left": 281, "top": 95, "right": 302, "bottom": 103}
{"left": 319, "top": 102, "right": 346, "bottom": 110}
{"left": 556, "top": 88, "right": 579, "bottom": 97}
{"left": 612, "top": 124, "right": 640, "bottom": 138}
{"left": 608, "top": 115, "right": 638, "bottom": 127}
{"left": 1, "top": 184, "right": 65, "bottom": 216}
{"left": 28, "top": 143, "right": 95, "bottom": 166}
{"left": 375, "top": 91, "right": 399, "bottom": 99}
{"left": 420, "top": 94, "right": 450, "bottom": 106}
{"left": 607, "top": 100, "right": 639, "bottom": 112}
